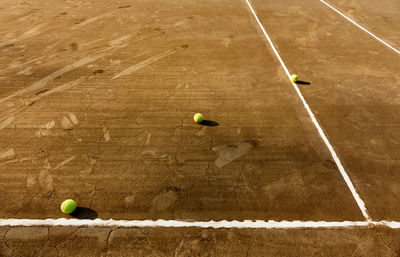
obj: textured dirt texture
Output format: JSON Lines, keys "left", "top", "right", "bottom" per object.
{"left": 1, "top": 226, "right": 400, "bottom": 256}
{"left": 251, "top": 0, "right": 400, "bottom": 220}
{"left": 327, "top": 0, "right": 400, "bottom": 48}
{"left": 0, "top": 0, "right": 400, "bottom": 255}
{"left": 0, "top": 0, "right": 364, "bottom": 221}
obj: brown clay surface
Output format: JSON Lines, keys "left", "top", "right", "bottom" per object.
{"left": 0, "top": 0, "right": 365, "bottom": 221}
{"left": 1, "top": 226, "right": 400, "bottom": 256}
{"left": 251, "top": 0, "right": 400, "bottom": 220}
{"left": 327, "top": 0, "right": 400, "bottom": 48}
{"left": 1, "top": 0, "right": 400, "bottom": 255}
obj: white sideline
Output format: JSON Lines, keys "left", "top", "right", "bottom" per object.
{"left": 244, "top": 0, "right": 371, "bottom": 221}
{"left": 319, "top": 0, "right": 400, "bottom": 55}
{"left": 1, "top": 218, "right": 400, "bottom": 229}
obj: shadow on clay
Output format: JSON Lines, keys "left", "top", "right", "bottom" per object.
{"left": 70, "top": 207, "right": 98, "bottom": 220}
{"left": 296, "top": 80, "right": 311, "bottom": 85}
{"left": 199, "top": 120, "right": 219, "bottom": 127}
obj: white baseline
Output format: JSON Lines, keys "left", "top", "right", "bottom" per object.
{"left": 1, "top": 218, "right": 400, "bottom": 229}
{"left": 243, "top": 0, "right": 371, "bottom": 221}
{"left": 319, "top": 0, "right": 400, "bottom": 54}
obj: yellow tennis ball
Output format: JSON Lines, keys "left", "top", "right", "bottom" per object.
{"left": 193, "top": 113, "right": 204, "bottom": 123}
{"left": 61, "top": 199, "right": 76, "bottom": 214}
{"left": 290, "top": 74, "right": 299, "bottom": 83}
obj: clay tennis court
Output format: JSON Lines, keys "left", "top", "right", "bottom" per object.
{"left": 0, "top": 0, "right": 399, "bottom": 255}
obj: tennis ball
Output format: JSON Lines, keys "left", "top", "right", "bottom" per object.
{"left": 61, "top": 199, "right": 76, "bottom": 214}
{"left": 290, "top": 74, "right": 299, "bottom": 83}
{"left": 193, "top": 113, "right": 204, "bottom": 123}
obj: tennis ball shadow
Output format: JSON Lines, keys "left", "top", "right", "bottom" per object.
{"left": 296, "top": 80, "right": 311, "bottom": 85}
{"left": 199, "top": 120, "right": 219, "bottom": 127}
{"left": 70, "top": 207, "right": 98, "bottom": 220}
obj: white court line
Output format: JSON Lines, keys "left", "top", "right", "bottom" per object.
{"left": 319, "top": 0, "right": 400, "bottom": 55}
{"left": 1, "top": 218, "right": 400, "bottom": 229}
{"left": 0, "top": 218, "right": 400, "bottom": 229}
{"left": 244, "top": 0, "right": 371, "bottom": 221}
{"left": 0, "top": 219, "right": 377, "bottom": 228}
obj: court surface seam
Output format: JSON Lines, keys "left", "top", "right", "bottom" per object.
{"left": 244, "top": 0, "right": 371, "bottom": 221}
{"left": 319, "top": 0, "right": 400, "bottom": 54}
{"left": 1, "top": 219, "right": 400, "bottom": 229}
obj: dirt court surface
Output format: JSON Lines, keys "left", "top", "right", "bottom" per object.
{"left": 326, "top": 0, "right": 400, "bottom": 48}
{"left": 1, "top": 226, "right": 400, "bottom": 257}
{"left": 0, "top": 0, "right": 364, "bottom": 221}
{"left": 251, "top": 0, "right": 400, "bottom": 220}
{"left": 0, "top": 0, "right": 399, "bottom": 255}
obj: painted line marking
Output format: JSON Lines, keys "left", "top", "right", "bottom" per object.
{"left": 244, "top": 0, "right": 371, "bottom": 221}
{"left": 0, "top": 218, "right": 400, "bottom": 229}
{"left": 319, "top": 0, "right": 400, "bottom": 54}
